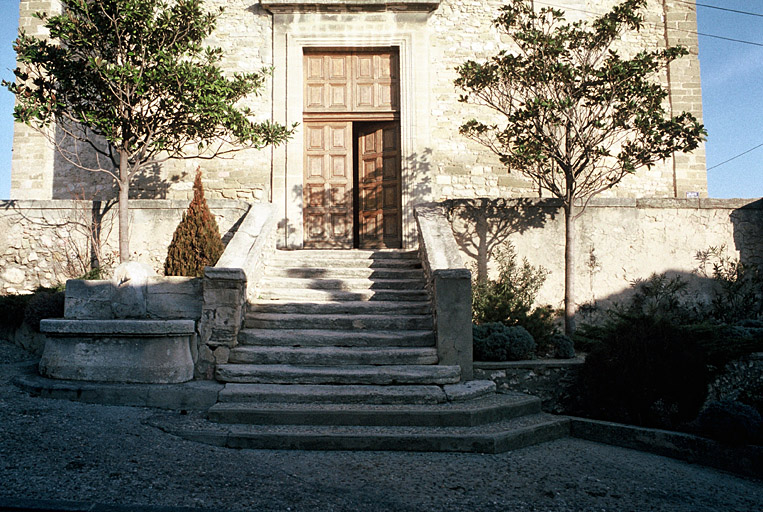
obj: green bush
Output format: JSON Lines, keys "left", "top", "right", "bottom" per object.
{"left": 550, "top": 333, "right": 575, "bottom": 359}
{"left": 23, "top": 288, "right": 65, "bottom": 332}
{"left": 696, "top": 400, "right": 762, "bottom": 445}
{"left": 473, "top": 322, "right": 536, "bottom": 361}
{"left": 165, "top": 169, "right": 225, "bottom": 277}
{"left": 579, "top": 318, "right": 710, "bottom": 429}
{"left": 0, "top": 294, "right": 33, "bottom": 329}
{"left": 472, "top": 243, "right": 557, "bottom": 349}
{"left": 697, "top": 246, "right": 762, "bottom": 324}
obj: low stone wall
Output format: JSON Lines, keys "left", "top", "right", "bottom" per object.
{"left": 415, "top": 204, "right": 473, "bottom": 380}
{"left": 474, "top": 358, "right": 584, "bottom": 413}
{"left": 446, "top": 197, "right": 763, "bottom": 310}
{"left": 0, "top": 199, "right": 250, "bottom": 294}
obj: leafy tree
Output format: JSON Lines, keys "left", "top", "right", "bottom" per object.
{"left": 6, "top": 0, "right": 293, "bottom": 263}
{"left": 164, "top": 168, "right": 224, "bottom": 277}
{"left": 455, "top": 0, "right": 705, "bottom": 333}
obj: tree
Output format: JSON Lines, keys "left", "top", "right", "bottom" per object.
{"left": 455, "top": 0, "right": 705, "bottom": 334}
{"left": 6, "top": 0, "right": 293, "bottom": 263}
{"left": 164, "top": 168, "right": 224, "bottom": 277}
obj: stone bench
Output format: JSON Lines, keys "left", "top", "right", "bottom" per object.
{"left": 39, "top": 319, "right": 196, "bottom": 384}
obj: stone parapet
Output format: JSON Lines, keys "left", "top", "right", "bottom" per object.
{"left": 415, "top": 204, "right": 473, "bottom": 380}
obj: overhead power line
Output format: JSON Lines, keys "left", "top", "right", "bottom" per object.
{"left": 693, "top": 2, "right": 763, "bottom": 19}
{"left": 531, "top": 1, "right": 763, "bottom": 49}
{"left": 707, "top": 142, "right": 763, "bottom": 171}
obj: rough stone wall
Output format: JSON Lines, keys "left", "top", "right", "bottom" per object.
{"left": 0, "top": 199, "right": 249, "bottom": 294}
{"left": 474, "top": 359, "right": 584, "bottom": 413}
{"left": 11, "top": 0, "right": 274, "bottom": 203}
{"left": 11, "top": 0, "right": 706, "bottom": 203}
{"left": 447, "top": 198, "right": 763, "bottom": 310}
{"left": 428, "top": 0, "right": 706, "bottom": 201}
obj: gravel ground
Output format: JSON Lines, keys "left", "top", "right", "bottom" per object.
{"left": 1, "top": 340, "right": 761, "bottom": 512}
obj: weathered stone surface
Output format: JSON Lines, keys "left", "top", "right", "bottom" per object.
{"left": 215, "top": 364, "right": 461, "bottom": 385}
{"left": 38, "top": 330, "right": 194, "bottom": 384}
{"left": 474, "top": 358, "right": 584, "bottom": 414}
{"left": 64, "top": 279, "right": 116, "bottom": 320}
{"left": 415, "top": 205, "right": 473, "bottom": 380}
{"left": 443, "top": 380, "right": 496, "bottom": 402}
{"left": 111, "top": 261, "right": 156, "bottom": 319}
{"left": 218, "top": 383, "right": 448, "bottom": 405}
{"left": 41, "top": 319, "right": 195, "bottom": 335}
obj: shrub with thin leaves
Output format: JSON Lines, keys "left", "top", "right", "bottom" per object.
{"left": 472, "top": 243, "right": 557, "bottom": 349}
{"left": 164, "top": 170, "right": 224, "bottom": 277}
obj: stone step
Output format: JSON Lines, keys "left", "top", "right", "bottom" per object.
{"left": 150, "top": 408, "right": 570, "bottom": 454}
{"left": 260, "top": 277, "right": 425, "bottom": 291}
{"left": 257, "top": 288, "right": 429, "bottom": 302}
{"left": 208, "top": 392, "right": 539, "bottom": 426}
{"left": 215, "top": 364, "right": 461, "bottom": 385}
{"left": 251, "top": 300, "right": 432, "bottom": 315}
{"left": 271, "top": 249, "right": 419, "bottom": 261}
{"left": 228, "top": 346, "right": 438, "bottom": 366}
{"left": 216, "top": 381, "right": 496, "bottom": 405}
{"left": 238, "top": 328, "right": 435, "bottom": 347}
{"left": 270, "top": 258, "right": 423, "bottom": 270}
{"left": 265, "top": 267, "right": 424, "bottom": 280}
{"left": 245, "top": 312, "right": 432, "bottom": 330}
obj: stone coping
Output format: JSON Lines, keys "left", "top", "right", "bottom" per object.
{"left": 0, "top": 198, "right": 250, "bottom": 211}
{"left": 40, "top": 319, "right": 196, "bottom": 336}
{"left": 475, "top": 357, "right": 585, "bottom": 370}
{"left": 443, "top": 197, "right": 763, "bottom": 210}
{"left": 569, "top": 417, "right": 763, "bottom": 480}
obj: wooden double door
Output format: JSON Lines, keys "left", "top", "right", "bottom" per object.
{"left": 302, "top": 49, "right": 402, "bottom": 249}
{"left": 304, "top": 121, "right": 401, "bottom": 249}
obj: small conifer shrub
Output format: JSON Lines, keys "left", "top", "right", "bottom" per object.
{"left": 164, "top": 169, "right": 225, "bottom": 277}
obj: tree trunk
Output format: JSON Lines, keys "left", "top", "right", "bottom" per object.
{"left": 118, "top": 150, "right": 130, "bottom": 263}
{"left": 564, "top": 202, "right": 576, "bottom": 335}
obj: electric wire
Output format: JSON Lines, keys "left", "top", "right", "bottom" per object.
{"left": 707, "top": 142, "right": 763, "bottom": 171}
{"left": 532, "top": 1, "right": 763, "bottom": 48}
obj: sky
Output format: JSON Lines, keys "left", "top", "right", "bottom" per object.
{"left": 0, "top": 1, "right": 761, "bottom": 199}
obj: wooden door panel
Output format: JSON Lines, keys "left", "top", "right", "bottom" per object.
{"left": 358, "top": 122, "right": 401, "bottom": 249}
{"left": 304, "top": 121, "right": 353, "bottom": 248}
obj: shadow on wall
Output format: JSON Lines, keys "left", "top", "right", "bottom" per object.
{"left": 50, "top": 127, "right": 182, "bottom": 201}
{"left": 444, "top": 198, "right": 556, "bottom": 283}
{"left": 732, "top": 198, "right": 763, "bottom": 268}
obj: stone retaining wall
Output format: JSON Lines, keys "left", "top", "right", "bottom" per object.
{"left": 447, "top": 197, "right": 763, "bottom": 309}
{"left": 474, "top": 359, "right": 584, "bottom": 413}
{"left": 0, "top": 199, "right": 250, "bottom": 294}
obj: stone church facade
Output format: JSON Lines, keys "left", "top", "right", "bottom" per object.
{"left": 11, "top": 0, "right": 707, "bottom": 249}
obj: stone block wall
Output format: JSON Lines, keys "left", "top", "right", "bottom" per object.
{"left": 11, "top": 0, "right": 706, "bottom": 206}
{"left": 0, "top": 199, "right": 249, "bottom": 294}
{"left": 447, "top": 197, "right": 763, "bottom": 310}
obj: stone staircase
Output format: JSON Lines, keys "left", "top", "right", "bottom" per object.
{"left": 198, "top": 249, "right": 570, "bottom": 453}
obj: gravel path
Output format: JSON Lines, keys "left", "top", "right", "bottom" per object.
{"left": 1, "top": 340, "right": 761, "bottom": 512}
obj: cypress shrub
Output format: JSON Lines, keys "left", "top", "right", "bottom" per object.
{"left": 164, "top": 169, "right": 225, "bottom": 277}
